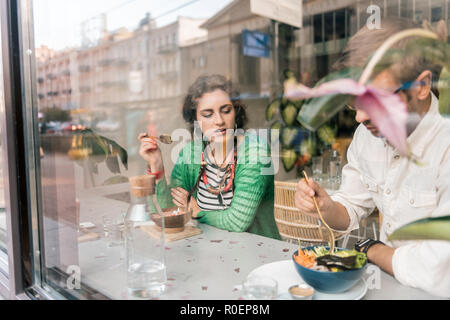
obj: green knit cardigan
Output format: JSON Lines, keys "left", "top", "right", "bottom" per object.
{"left": 153, "top": 134, "right": 281, "bottom": 240}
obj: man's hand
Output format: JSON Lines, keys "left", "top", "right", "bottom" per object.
{"left": 294, "top": 177, "right": 351, "bottom": 231}
{"left": 295, "top": 178, "right": 334, "bottom": 218}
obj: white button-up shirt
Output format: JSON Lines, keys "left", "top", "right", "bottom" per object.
{"left": 331, "top": 93, "right": 450, "bottom": 298}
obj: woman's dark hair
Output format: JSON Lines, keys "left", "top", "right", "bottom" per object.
{"left": 182, "top": 74, "right": 248, "bottom": 133}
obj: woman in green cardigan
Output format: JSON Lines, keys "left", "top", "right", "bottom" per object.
{"left": 138, "top": 75, "right": 280, "bottom": 240}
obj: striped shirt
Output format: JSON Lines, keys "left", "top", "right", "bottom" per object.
{"left": 197, "top": 152, "right": 234, "bottom": 210}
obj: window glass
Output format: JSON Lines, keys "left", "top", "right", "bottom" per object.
{"left": 25, "top": 0, "right": 450, "bottom": 299}
{"left": 0, "top": 12, "right": 8, "bottom": 265}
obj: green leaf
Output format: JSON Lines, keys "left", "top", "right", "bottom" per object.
{"left": 270, "top": 120, "right": 283, "bottom": 131}
{"left": 318, "top": 125, "right": 336, "bottom": 145}
{"left": 281, "top": 126, "right": 299, "bottom": 148}
{"left": 105, "top": 154, "right": 121, "bottom": 174}
{"left": 269, "top": 121, "right": 283, "bottom": 142}
{"left": 281, "top": 148, "right": 298, "bottom": 172}
{"left": 388, "top": 216, "right": 450, "bottom": 241}
{"left": 293, "top": 99, "right": 304, "bottom": 109}
{"left": 266, "top": 99, "right": 281, "bottom": 121}
{"left": 281, "top": 102, "right": 298, "bottom": 126}
{"left": 298, "top": 137, "right": 315, "bottom": 156}
{"left": 79, "top": 129, "right": 107, "bottom": 157}
{"left": 99, "top": 135, "right": 128, "bottom": 170}
{"left": 78, "top": 128, "right": 128, "bottom": 170}
{"left": 297, "top": 68, "right": 362, "bottom": 131}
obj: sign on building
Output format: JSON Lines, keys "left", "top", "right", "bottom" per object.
{"left": 242, "top": 30, "right": 271, "bottom": 58}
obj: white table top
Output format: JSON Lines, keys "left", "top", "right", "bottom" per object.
{"left": 78, "top": 223, "right": 444, "bottom": 300}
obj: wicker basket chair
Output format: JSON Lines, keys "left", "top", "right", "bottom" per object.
{"left": 274, "top": 180, "right": 348, "bottom": 246}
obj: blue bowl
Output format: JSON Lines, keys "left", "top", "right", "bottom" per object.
{"left": 292, "top": 246, "right": 367, "bottom": 294}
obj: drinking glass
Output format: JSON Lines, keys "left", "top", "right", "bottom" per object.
{"left": 102, "top": 215, "right": 125, "bottom": 247}
{"left": 242, "top": 275, "right": 278, "bottom": 300}
{"left": 328, "top": 158, "right": 342, "bottom": 190}
{"left": 168, "top": 177, "right": 194, "bottom": 226}
{"left": 311, "top": 156, "right": 323, "bottom": 183}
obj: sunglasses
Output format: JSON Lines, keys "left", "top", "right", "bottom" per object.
{"left": 346, "top": 80, "right": 426, "bottom": 111}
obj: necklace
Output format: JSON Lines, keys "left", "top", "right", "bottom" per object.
{"left": 210, "top": 148, "right": 233, "bottom": 178}
{"left": 201, "top": 148, "right": 236, "bottom": 206}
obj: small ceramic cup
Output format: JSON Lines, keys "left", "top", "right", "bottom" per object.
{"left": 288, "top": 284, "right": 315, "bottom": 300}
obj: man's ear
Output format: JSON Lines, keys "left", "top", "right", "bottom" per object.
{"left": 416, "top": 70, "right": 432, "bottom": 101}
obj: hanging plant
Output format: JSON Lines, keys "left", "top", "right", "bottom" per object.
{"left": 69, "top": 128, "right": 128, "bottom": 185}
{"left": 266, "top": 71, "right": 338, "bottom": 173}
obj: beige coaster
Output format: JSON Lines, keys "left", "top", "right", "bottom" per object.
{"left": 140, "top": 225, "right": 202, "bottom": 242}
{"left": 78, "top": 231, "right": 100, "bottom": 243}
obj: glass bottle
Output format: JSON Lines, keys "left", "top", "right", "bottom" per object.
{"left": 125, "top": 175, "right": 166, "bottom": 299}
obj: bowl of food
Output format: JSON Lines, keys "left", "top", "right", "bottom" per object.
{"left": 151, "top": 207, "right": 189, "bottom": 233}
{"left": 292, "top": 246, "right": 367, "bottom": 293}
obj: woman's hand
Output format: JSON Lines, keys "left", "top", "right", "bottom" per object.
{"left": 189, "top": 196, "right": 201, "bottom": 218}
{"left": 171, "top": 187, "right": 190, "bottom": 209}
{"left": 138, "top": 133, "right": 164, "bottom": 173}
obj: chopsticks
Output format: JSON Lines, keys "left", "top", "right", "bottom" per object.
{"left": 302, "top": 170, "right": 335, "bottom": 255}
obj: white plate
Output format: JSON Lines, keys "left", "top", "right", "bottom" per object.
{"left": 248, "top": 260, "right": 367, "bottom": 300}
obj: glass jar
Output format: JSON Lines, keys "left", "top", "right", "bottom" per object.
{"left": 125, "top": 175, "right": 166, "bottom": 299}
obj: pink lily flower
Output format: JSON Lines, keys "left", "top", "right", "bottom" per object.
{"left": 284, "top": 78, "right": 409, "bottom": 156}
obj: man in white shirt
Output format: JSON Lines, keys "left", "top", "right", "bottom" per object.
{"left": 295, "top": 18, "right": 450, "bottom": 298}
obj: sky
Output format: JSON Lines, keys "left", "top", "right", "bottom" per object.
{"left": 33, "top": 0, "right": 233, "bottom": 50}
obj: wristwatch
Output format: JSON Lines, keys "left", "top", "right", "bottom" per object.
{"left": 354, "top": 239, "right": 384, "bottom": 255}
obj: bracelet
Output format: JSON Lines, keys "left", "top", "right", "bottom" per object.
{"left": 146, "top": 169, "right": 164, "bottom": 180}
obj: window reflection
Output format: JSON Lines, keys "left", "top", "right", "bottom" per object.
{"left": 29, "top": 0, "right": 449, "bottom": 299}
{"left": 0, "top": 21, "right": 7, "bottom": 259}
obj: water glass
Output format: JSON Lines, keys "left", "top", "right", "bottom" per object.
{"left": 328, "top": 159, "right": 342, "bottom": 190}
{"left": 312, "top": 156, "right": 323, "bottom": 183}
{"left": 242, "top": 275, "right": 278, "bottom": 300}
{"left": 102, "top": 215, "right": 125, "bottom": 247}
